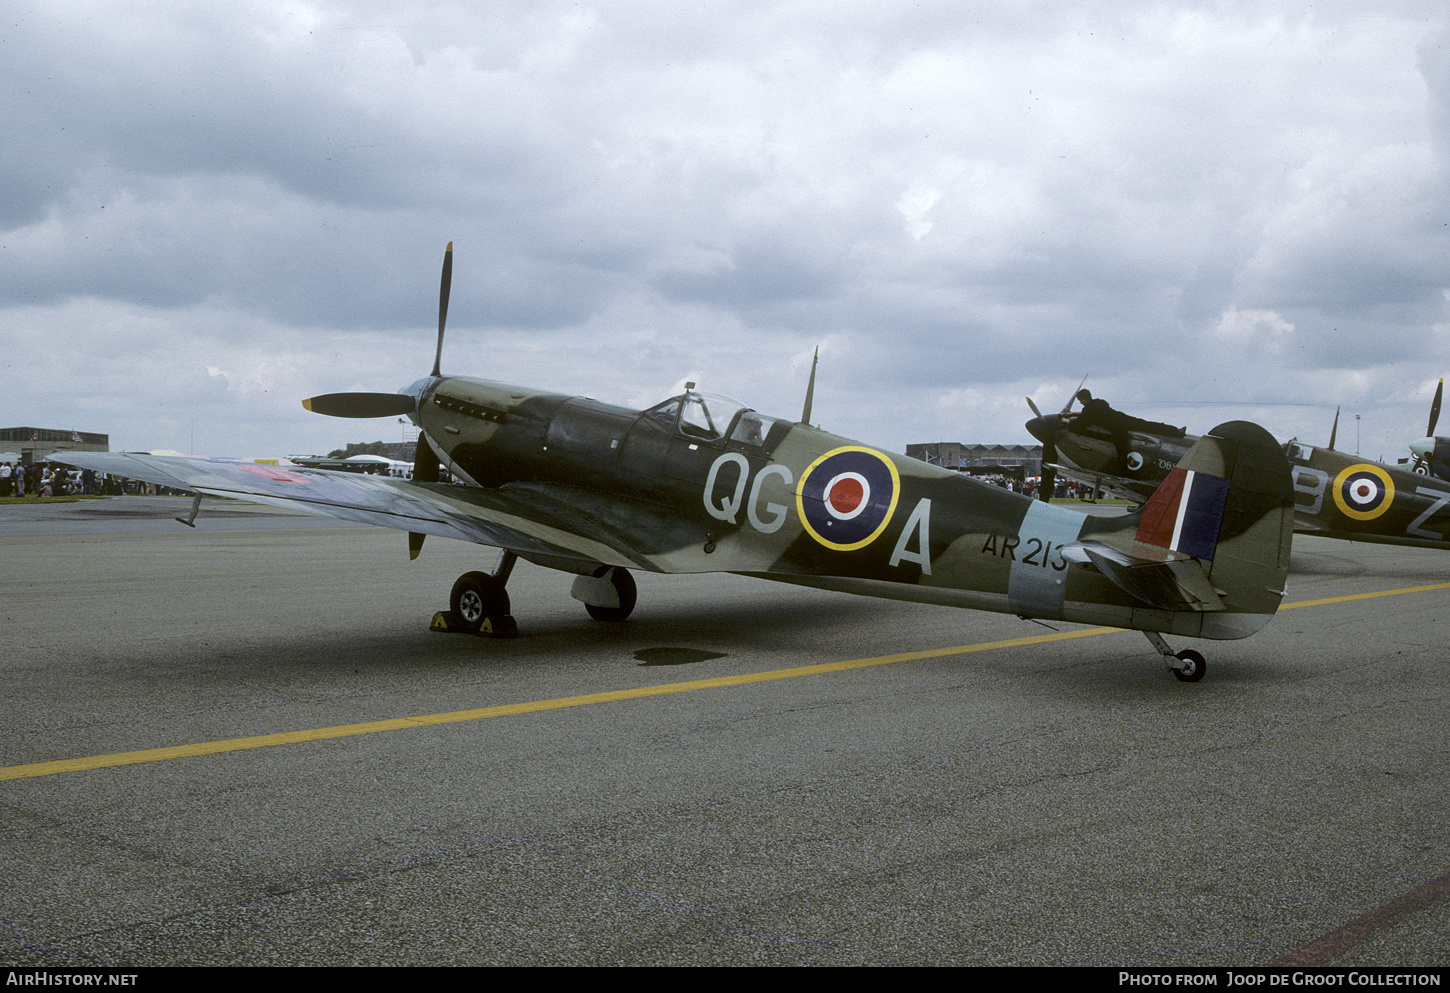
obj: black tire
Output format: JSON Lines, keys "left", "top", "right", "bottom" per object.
{"left": 450, "top": 571, "right": 510, "bottom": 633}
{"left": 585, "top": 568, "right": 637, "bottom": 622}
{"left": 1172, "top": 649, "right": 1206, "bottom": 682}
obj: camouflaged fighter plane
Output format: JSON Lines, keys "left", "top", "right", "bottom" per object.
{"left": 1025, "top": 390, "right": 1450, "bottom": 551}
{"left": 52, "top": 246, "right": 1296, "bottom": 682}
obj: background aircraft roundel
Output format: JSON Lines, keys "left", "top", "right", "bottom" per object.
{"left": 1331, "top": 463, "right": 1394, "bottom": 520}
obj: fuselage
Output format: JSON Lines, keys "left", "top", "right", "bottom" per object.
{"left": 398, "top": 376, "right": 1282, "bottom": 640}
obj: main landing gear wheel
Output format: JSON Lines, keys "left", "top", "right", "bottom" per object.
{"left": 450, "top": 571, "right": 513, "bottom": 635}
{"left": 1172, "top": 649, "right": 1206, "bottom": 683}
{"left": 585, "top": 568, "right": 637, "bottom": 622}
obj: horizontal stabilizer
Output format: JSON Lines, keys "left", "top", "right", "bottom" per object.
{"left": 1066, "top": 540, "right": 1225, "bottom": 611}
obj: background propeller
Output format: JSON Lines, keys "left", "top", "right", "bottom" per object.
{"left": 1023, "top": 378, "right": 1086, "bottom": 502}
{"left": 1411, "top": 378, "right": 1443, "bottom": 473}
{"left": 1409, "top": 376, "right": 1444, "bottom": 475}
{"left": 1038, "top": 432, "right": 1058, "bottom": 502}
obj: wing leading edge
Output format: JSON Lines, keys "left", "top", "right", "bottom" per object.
{"left": 48, "top": 452, "right": 648, "bottom": 570}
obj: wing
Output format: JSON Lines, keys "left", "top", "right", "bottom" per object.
{"left": 49, "top": 452, "right": 666, "bottom": 571}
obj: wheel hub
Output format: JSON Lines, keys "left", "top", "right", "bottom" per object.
{"left": 458, "top": 590, "right": 485, "bottom": 623}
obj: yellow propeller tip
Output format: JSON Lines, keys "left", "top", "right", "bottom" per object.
{"left": 301, "top": 398, "right": 314, "bottom": 411}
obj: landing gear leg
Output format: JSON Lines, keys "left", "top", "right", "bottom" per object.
{"left": 440, "top": 550, "right": 519, "bottom": 637}
{"left": 1143, "top": 631, "right": 1207, "bottom": 682}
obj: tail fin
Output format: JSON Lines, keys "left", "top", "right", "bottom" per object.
{"left": 1073, "top": 421, "right": 1294, "bottom": 638}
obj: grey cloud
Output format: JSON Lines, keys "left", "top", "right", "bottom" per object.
{"left": 4, "top": 1, "right": 1450, "bottom": 461}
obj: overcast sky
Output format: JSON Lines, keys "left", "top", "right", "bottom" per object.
{"left": 4, "top": 1, "right": 1448, "bottom": 463}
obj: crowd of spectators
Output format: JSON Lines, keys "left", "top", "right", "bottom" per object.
{"left": 0, "top": 463, "right": 163, "bottom": 498}
{"left": 1022, "top": 477, "right": 1099, "bottom": 501}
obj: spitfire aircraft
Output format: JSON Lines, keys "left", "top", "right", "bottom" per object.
{"left": 1025, "top": 389, "right": 1450, "bottom": 551}
{"left": 54, "top": 246, "right": 1296, "bottom": 682}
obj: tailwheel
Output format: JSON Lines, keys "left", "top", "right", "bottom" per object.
{"left": 449, "top": 570, "right": 516, "bottom": 637}
{"left": 1143, "top": 631, "right": 1207, "bottom": 682}
{"left": 578, "top": 567, "right": 637, "bottom": 622}
{"left": 1172, "top": 649, "right": 1206, "bottom": 683}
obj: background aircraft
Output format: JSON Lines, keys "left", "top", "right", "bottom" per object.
{"left": 288, "top": 453, "right": 415, "bottom": 476}
{"left": 1025, "top": 391, "right": 1450, "bottom": 551}
{"left": 54, "top": 246, "right": 1297, "bottom": 682}
{"left": 1405, "top": 378, "right": 1448, "bottom": 479}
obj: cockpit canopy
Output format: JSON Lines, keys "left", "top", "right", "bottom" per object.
{"left": 641, "top": 390, "right": 779, "bottom": 446}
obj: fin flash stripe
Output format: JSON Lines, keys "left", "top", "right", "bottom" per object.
{"left": 1137, "top": 467, "right": 1230, "bottom": 560}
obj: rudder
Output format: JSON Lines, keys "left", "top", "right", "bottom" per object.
{"left": 1132, "top": 420, "right": 1293, "bottom": 618}
{"left": 1075, "top": 420, "right": 1294, "bottom": 638}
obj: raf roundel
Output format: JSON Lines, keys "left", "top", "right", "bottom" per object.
{"left": 1331, "top": 463, "right": 1395, "bottom": 521}
{"left": 797, "top": 447, "right": 901, "bottom": 550}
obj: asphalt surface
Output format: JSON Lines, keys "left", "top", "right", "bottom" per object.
{"left": 1, "top": 496, "right": 1446, "bottom": 967}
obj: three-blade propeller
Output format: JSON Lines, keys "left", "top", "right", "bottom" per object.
{"left": 1023, "top": 377, "right": 1086, "bottom": 502}
{"left": 303, "top": 242, "right": 455, "bottom": 558}
{"left": 1410, "top": 378, "right": 1444, "bottom": 474}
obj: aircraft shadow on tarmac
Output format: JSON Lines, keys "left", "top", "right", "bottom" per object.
{"left": 95, "top": 593, "right": 901, "bottom": 687}
{"left": 1289, "top": 551, "right": 1369, "bottom": 578}
{"left": 1289, "top": 548, "right": 1446, "bottom": 581}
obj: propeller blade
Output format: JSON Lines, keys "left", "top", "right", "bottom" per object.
{"left": 1428, "top": 378, "right": 1443, "bottom": 439}
{"left": 407, "top": 434, "right": 441, "bottom": 560}
{"left": 413, "top": 432, "right": 440, "bottom": 483}
{"left": 1025, "top": 396, "right": 1043, "bottom": 420}
{"left": 1060, "top": 374, "right": 1088, "bottom": 415}
{"left": 1038, "top": 435, "right": 1057, "bottom": 503}
{"left": 1328, "top": 406, "right": 1339, "bottom": 450}
{"left": 431, "top": 242, "right": 453, "bottom": 378}
{"left": 302, "top": 392, "right": 416, "bottom": 418}
{"left": 1039, "top": 464, "right": 1056, "bottom": 503}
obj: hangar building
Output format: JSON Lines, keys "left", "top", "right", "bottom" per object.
{"left": 1, "top": 427, "right": 110, "bottom": 465}
{"left": 906, "top": 441, "right": 1042, "bottom": 477}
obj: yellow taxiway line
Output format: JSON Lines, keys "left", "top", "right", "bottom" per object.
{"left": 1, "top": 626, "right": 1113, "bottom": 782}
{"left": 1276, "top": 581, "right": 1450, "bottom": 610}
{"left": 6, "top": 579, "right": 1450, "bottom": 783}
